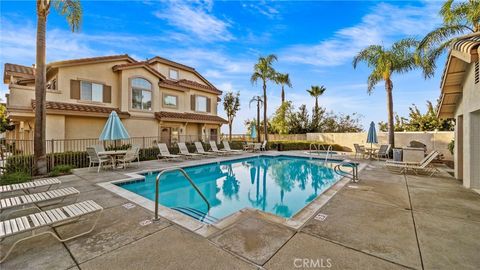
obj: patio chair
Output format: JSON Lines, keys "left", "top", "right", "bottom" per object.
{"left": 243, "top": 142, "right": 254, "bottom": 151}
{"left": 117, "top": 145, "right": 140, "bottom": 169}
{"left": 374, "top": 144, "right": 391, "bottom": 160}
{"left": 0, "top": 200, "right": 103, "bottom": 263}
{"left": 353, "top": 144, "right": 367, "bottom": 159}
{"left": 222, "top": 141, "right": 243, "bottom": 153}
{"left": 260, "top": 140, "right": 267, "bottom": 151}
{"left": 177, "top": 143, "right": 202, "bottom": 159}
{"left": 194, "top": 142, "right": 217, "bottom": 156}
{"left": 253, "top": 143, "right": 262, "bottom": 152}
{"left": 93, "top": 144, "right": 105, "bottom": 153}
{"left": 157, "top": 143, "right": 182, "bottom": 161}
{"left": 0, "top": 187, "right": 79, "bottom": 216}
{"left": 386, "top": 151, "right": 439, "bottom": 176}
{"left": 0, "top": 178, "right": 61, "bottom": 195}
{"left": 209, "top": 141, "right": 229, "bottom": 155}
{"left": 86, "top": 147, "right": 114, "bottom": 173}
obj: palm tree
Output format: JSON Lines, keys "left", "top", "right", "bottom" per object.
{"left": 275, "top": 73, "right": 292, "bottom": 103}
{"left": 306, "top": 85, "right": 326, "bottom": 113}
{"left": 353, "top": 38, "right": 428, "bottom": 148}
{"left": 418, "top": 0, "right": 480, "bottom": 69}
{"left": 34, "top": 0, "right": 82, "bottom": 175}
{"left": 249, "top": 96, "right": 263, "bottom": 143}
{"left": 251, "top": 54, "right": 277, "bottom": 142}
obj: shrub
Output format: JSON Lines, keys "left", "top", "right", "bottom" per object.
{"left": 49, "top": 164, "right": 75, "bottom": 177}
{"left": 268, "top": 140, "right": 342, "bottom": 151}
{"left": 448, "top": 139, "right": 454, "bottom": 155}
{"left": 0, "top": 171, "right": 32, "bottom": 185}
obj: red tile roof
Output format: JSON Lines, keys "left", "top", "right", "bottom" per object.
{"left": 159, "top": 79, "right": 222, "bottom": 94}
{"left": 112, "top": 62, "right": 166, "bottom": 79}
{"left": 155, "top": 111, "right": 227, "bottom": 124}
{"left": 31, "top": 100, "right": 130, "bottom": 118}
{"left": 48, "top": 54, "right": 136, "bottom": 67}
{"left": 4, "top": 63, "right": 35, "bottom": 81}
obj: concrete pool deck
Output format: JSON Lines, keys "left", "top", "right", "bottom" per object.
{"left": 1, "top": 152, "right": 479, "bottom": 269}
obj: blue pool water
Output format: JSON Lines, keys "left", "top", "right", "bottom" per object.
{"left": 117, "top": 155, "right": 342, "bottom": 221}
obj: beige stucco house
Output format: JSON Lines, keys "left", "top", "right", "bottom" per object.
{"left": 3, "top": 54, "right": 227, "bottom": 145}
{"left": 438, "top": 33, "right": 480, "bottom": 190}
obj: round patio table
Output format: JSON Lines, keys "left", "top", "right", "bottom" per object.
{"left": 97, "top": 150, "right": 128, "bottom": 169}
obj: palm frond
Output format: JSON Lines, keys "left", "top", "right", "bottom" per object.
{"left": 418, "top": 24, "right": 471, "bottom": 52}
{"left": 367, "top": 72, "right": 382, "bottom": 94}
{"left": 52, "top": 0, "right": 82, "bottom": 32}
{"left": 352, "top": 45, "right": 383, "bottom": 69}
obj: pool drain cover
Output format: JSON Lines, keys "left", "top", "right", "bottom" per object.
{"left": 123, "top": 203, "right": 136, "bottom": 209}
{"left": 314, "top": 213, "right": 328, "bottom": 221}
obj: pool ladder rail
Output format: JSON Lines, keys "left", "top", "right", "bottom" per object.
{"left": 171, "top": 206, "right": 218, "bottom": 224}
{"left": 153, "top": 168, "right": 211, "bottom": 221}
{"left": 309, "top": 143, "right": 333, "bottom": 163}
{"left": 334, "top": 160, "right": 359, "bottom": 182}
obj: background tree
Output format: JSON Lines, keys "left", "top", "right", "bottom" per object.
{"left": 274, "top": 73, "right": 292, "bottom": 103}
{"left": 223, "top": 91, "right": 240, "bottom": 141}
{"left": 270, "top": 101, "right": 293, "bottom": 134}
{"left": 353, "top": 38, "right": 429, "bottom": 148}
{"left": 0, "top": 104, "right": 14, "bottom": 133}
{"left": 288, "top": 104, "right": 310, "bottom": 134}
{"left": 34, "top": 0, "right": 82, "bottom": 175}
{"left": 251, "top": 54, "right": 277, "bottom": 142}
{"left": 306, "top": 85, "right": 326, "bottom": 132}
{"left": 249, "top": 96, "right": 263, "bottom": 142}
{"left": 418, "top": 0, "right": 480, "bottom": 71}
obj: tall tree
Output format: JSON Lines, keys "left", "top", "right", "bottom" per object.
{"left": 249, "top": 96, "right": 263, "bottom": 142}
{"left": 418, "top": 0, "right": 480, "bottom": 69}
{"left": 270, "top": 101, "right": 293, "bottom": 134}
{"left": 251, "top": 54, "right": 277, "bottom": 142}
{"left": 34, "top": 0, "right": 82, "bottom": 175}
{"left": 306, "top": 85, "right": 326, "bottom": 132}
{"left": 353, "top": 38, "right": 429, "bottom": 147}
{"left": 274, "top": 73, "right": 292, "bottom": 103}
{"left": 223, "top": 91, "right": 240, "bottom": 141}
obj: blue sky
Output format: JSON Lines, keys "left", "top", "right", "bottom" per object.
{"left": 0, "top": 0, "right": 448, "bottom": 133}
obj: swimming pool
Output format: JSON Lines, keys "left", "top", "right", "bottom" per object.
{"left": 116, "top": 155, "right": 342, "bottom": 222}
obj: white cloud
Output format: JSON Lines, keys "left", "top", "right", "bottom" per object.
{"left": 242, "top": 1, "right": 280, "bottom": 19}
{"left": 153, "top": 0, "right": 233, "bottom": 42}
{"left": 281, "top": 2, "right": 442, "bottom": 67}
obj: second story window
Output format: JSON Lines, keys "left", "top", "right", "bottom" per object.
{"left": 131, "top": 78, "right": 152, "bottom": 111}
{"left": 81, "top": 81, "right": 103, "bottom": 102}
{"left": 163, "top": 94, "right": 178, "bottom": 108}
{"left": 169, "top": 69, "right": 179, "bottom": 80}
{"left": 196, "top": 96, "right": 207, "bottom": 112}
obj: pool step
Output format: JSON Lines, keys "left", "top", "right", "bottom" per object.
{"left": 171, "top": 206, "right": 218, "bottom": 224}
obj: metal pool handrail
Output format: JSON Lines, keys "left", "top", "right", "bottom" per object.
{"left": 153, "top": 167, "right": 211, "bottom": 221}
{"left": 334, "top": 161, "right": 359, "bottom": 182}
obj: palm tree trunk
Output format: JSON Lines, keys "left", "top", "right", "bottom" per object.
{"left": 281, "top": 85, "right": 285, "bottom": 104}
{"left": 34, "top": 8, "right": 48, "bottom": 175}
{"left": 263, "top": 80, "right": 268, "bottom": 143}
{"left": 229, "top": 122, "right": 232, "bottom": 142}
{"left": 315, "top": 97, "right": 318, "bottom": 113}
{"left": 385, "top": 79, "right": 395, "bottom": 148}
{"left": 257, "top": 101, "right": 261, "bottom": 143}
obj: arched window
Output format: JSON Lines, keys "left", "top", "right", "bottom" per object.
{"left": 131, "top": 78, "right": 152, "bottom": 111}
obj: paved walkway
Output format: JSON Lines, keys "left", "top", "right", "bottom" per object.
{"left": 2, "top": 157, "right": 479, "bottom": 270}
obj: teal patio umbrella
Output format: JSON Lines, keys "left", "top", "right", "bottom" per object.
{"left": 250, "top": 123, "right": 257, "bottom": 141}
{"left": 99, "top": 111, "right": 130, "bottom": 141}
{"left": 366, "top": 121, "right": 378, "bottom": 152}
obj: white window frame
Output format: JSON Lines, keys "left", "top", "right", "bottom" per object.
{"left": 131, "top": 78, "right": 153, "bottom": 111}
{"left": 169, "top": 69, "right": 179, "bottom": 80}
{"left": 163, "top": 94, "right": 178, "bottom": 108}
{"left": 80, "top": 81, "right": 103, "bottom": 102}
{"left": 196, "top": 95, "right": 207, "bottom": 112}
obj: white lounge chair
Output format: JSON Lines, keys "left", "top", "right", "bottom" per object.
{"left": 209, "top": 141, "right": 229, "bottom": 155}
{"left": 386, "top": 151, "right": 439, "bottom": 176}
{"left": 177, "top": 143, "right": 202, "bottom": 159}
{"left": 0, "top": 178, "right": 61, "bottom": 195}
{"left": 253, "top": 143, "right": 262, "bottom": 152}
{"left": 117, "top": 145, "right": 140, "bottom": 169}
{"left": 0, "top": 187, "right": 79, "bottom": 216}
{"left": 194, "top": 142, "right": 217, "bottom": 156}
{"left": 260, "top": 140, "right": 267, "bottom": 151}
{"left": 374, "top": 144, "right": 390, "bottom": 160}
{"left": 222, "top": 141, "right": 243, "bottom": 153}
{"left": 86, "top": 147, "right": 114, "bottom": 172}
{"left": 157, "top": 143, "right": 182, "bottom": 160}
{"left": 0, "top": 200, "right": 103, "bottom": 263}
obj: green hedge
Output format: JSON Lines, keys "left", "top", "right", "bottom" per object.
{"left": 268, "top": 141, "right": 342, "bottom": 151}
